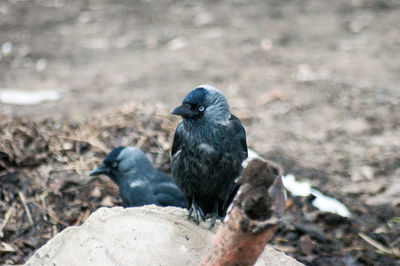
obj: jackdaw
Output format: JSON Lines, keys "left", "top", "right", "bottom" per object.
{"left": 90, "top": 146, "right": 188, "bottom": 209}
{"left": 171, "top": 85, "right": 248, "bottom": 228}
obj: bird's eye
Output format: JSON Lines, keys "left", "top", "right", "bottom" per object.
{"left": 111, "top": 162, "right": 118, "bottom": 168}
{"left": 198, "top": 106, "right": 205, "bottom": 112}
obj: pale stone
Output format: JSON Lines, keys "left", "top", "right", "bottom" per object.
{"left": 25, "top": 206, "right": 303, "bottom": 266}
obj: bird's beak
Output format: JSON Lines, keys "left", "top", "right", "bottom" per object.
{"left": 171, "top": 104, "right": 194, "bottom": 118}
{"left": 89, "top": 163, "right": 109, "bottom": 176}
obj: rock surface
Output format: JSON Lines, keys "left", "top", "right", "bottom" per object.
{"left": 25, "top": 206, "right": 303, "bottom": 266}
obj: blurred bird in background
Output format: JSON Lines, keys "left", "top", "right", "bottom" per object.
{"left": 171, "top": 85, "right": 248, "bottom": 228}
{"left": 90, "top": 146, "right": 188, "bottom": 209}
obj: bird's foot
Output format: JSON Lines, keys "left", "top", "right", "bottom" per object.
{"left": 187, "top": 201, "right": 205, "bottom": 225}
{"left": 205, "top": 211, "right": 223, "bottom": 229}
{"left": 205, "top": 201, "right": 223, "bottom": 229}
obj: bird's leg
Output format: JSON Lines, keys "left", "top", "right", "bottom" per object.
{"left": 187, "top": 195, "right": 205, "bottom": 224}
{"left": 206, "top": 201, "right": 223, "bottom": 229}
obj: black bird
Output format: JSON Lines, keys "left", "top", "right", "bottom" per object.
{"left": 171, "top": 85, "right": 248, "bottom": 228}
{"left": 90, "top": 146, "right": 188, "bottom": 209}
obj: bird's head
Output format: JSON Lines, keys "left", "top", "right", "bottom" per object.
{"left": 171, "top": 85, "right": 231, "bottom": 123}
{"left": 89, "top": 146, "right": 154, "bottom": 183}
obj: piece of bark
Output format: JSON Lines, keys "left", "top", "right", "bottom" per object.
{"left": 200, "top": 158, "right": 286, "bottom": 266}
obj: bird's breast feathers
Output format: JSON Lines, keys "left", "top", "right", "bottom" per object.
{"left": 197, "top": 143, "right": 216, "bottom": 154}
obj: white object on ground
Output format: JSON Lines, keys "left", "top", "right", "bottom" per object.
{"left": 282, "top": 174, "right": 312, "bottom": 197}
{"left": 248, "top": 148, "right": 262, "bottom": 160}
{"left": 1, "top": 42, "right": 13, "bottom": 54}
{"left": 282, "top": 174, "right": 351, "bottom": 218}
{"left": 0, "top": 89, "right": 59, "bottom": 105}
{"left": 310, "top": 189, "right": 351, "bottom": 218}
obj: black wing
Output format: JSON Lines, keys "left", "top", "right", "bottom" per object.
{"left": 171, "top": 122, "right": 183, "bottom": 157}
{"left": 119, "top": 185, "right": 151, "bottom": 208}
{"left": 152, "top": 171, "right": 189, "bottom": 208}
{"left": 153, "top": 183, "right": 189, "bottom": 209}
{"left": 229, "top": 114, "right": 248, "bottom": 159}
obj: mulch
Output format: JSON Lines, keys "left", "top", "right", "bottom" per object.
{"left": 0, "top": 102, "right": 399, "bottom": 265}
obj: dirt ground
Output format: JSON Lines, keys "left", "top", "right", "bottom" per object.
{"left": 1, "top": 0, "right": 400, "bottom": 265}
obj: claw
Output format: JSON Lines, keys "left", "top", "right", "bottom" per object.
{"left": 187, "top": 196, "right": 205, "bottom": 224}
{"left": 187, "top": 205, "right": 194, "bottom": 220}
{"left": 208, "top": 214, "right": 223, "bottom": 229}
{"left": 193, "top": 206, "right": 200, "bottom": 224}
{"left": 198, "top": 206, "right": 205, "bottom": 221}
{"left": 207, "top": 201, "right": 223, "bottom": 229}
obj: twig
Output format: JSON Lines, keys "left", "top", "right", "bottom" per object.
{"left": 40, "top": 191, "right": 48, "bottom": 210}
{"left": 50, "top": 167, "right": 92, "bottom": 173}
{"left": 73, "top": 210, "right": 91, "bottom": 226}
{"left": 58, "top": 136, "right": 108, "bottom": 153}
{"left": 359, "top": 232, "right": 400, "bottom": 258}
{"left": 0, "top": 206, "right": 15, "bottom": 238}
{"left": 0, "top": 242, "right": 16, "bottom": 252}
{"left": 62, "top": 181, "right": 96, "bottom": 193}
{"left": 200, "top": 158, "right": 286, "bottom": 266}
{"left": 52, "top": 225, "right": 58, "bottom": 237}
{"left": 47, "top": 208, "right": 69, "bottom": 226}
{"left": 18, "top": 191, "right": 34, "bottom": 225}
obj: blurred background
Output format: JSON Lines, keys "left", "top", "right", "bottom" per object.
{"left": 1, "top": 0, "right": 399, "bottom": 119}
{"left": 1, "top": 0, "right": 400, "bottom": 265}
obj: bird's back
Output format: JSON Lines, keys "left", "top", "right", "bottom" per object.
{"left": 171, "top": 115, "right": 247, "bottom": 216}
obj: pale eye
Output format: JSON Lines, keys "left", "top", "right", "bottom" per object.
{"left": 199, "top": 106, "right": 205, "bottom": 112}
{"left": 111, "top": 162, "right": 118, "bottom": 168}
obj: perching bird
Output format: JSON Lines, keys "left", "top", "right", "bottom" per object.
{"left": 90, "top": 146, "right": 188, "bottom": 209}
{"left": 171, "top": 85, "right": 248, "bottom": 228}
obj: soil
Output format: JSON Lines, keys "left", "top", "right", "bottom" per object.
{"left": 1, "top": 0, "right": 400, "bottom": 265}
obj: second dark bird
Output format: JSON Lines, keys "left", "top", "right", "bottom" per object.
{"left": 90, "top": 146, "right": 188, "bottom": 209}
{"left": 171, "top": 85, "right": 248, "bottom": 228}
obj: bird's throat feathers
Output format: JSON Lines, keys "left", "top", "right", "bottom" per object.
{"left": 180, "top": 115, "right": 231, "bottom": 147}
{"left": 182, "top": 112, "right": 231, "bottom": 131}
